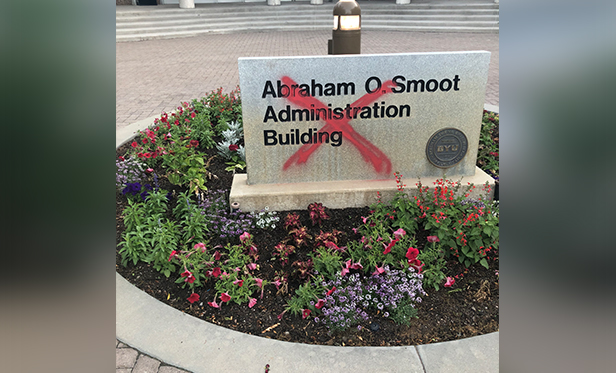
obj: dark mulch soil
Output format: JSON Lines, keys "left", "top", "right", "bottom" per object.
{"left": 116, "top": 140, "right": 499, "bottom": 347}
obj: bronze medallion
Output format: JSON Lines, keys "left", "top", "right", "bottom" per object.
{"left": 426, "top": 128, "right": 468, "bottom": 168}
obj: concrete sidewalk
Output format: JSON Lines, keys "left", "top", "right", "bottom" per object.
{"left": 116, "top": 30, "right": 498, "bottom": 131}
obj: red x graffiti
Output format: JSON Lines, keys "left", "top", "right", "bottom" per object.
{"left": 280, "top": 76, "right": 394, "bottom": 175}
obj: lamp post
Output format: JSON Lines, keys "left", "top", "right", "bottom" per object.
{"left": 328, "top": 0, "right": 361, "bottom": 55}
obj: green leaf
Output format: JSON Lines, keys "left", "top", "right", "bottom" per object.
{"left": 483, "top": 226, "right": 492, "bottom": 236}
{"left": 480, "top": 258, "right": 489, "bottom": 269}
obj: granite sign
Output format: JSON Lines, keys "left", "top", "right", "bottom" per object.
{"left": 238, "top": 51, "right": 490, "bottom": 185}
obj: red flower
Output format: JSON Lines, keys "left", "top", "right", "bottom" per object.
{"left": 326, "top": 286, "right": 336, "bottom": 296}
{"left": 212, "top": 267, "right": 221, "bottom": 278}
{"left": 131, "top": 141, "right": 138, "bottom": 148}
{"left": 190, "top": 140, "right": 199, "bottom": 147}
{"left": 168, "top": 250, "right": 178, "bottom": 262}
{"left": 118, "top": 156, "right": 125, "bottom": 161}
{"left": 382, "top": 238, "right": 398, "bottom": 255}
{"left": 142, "top": 138, "right": 148, "bottom": 144}
{"left": 187, "top": 293, "right": 199, "bottom": 304}
{"left": 220, "top": 293, "right": 231, "bottom": 302}
{"left": 214, "top": 251, "right": 221, "bottom": 261}
{"left": 229, "top": 144, "right": 239, "bottom": 151}
{"left": 406, "top": 247, "right": 419, "bottom": 261}
{"left": 302, "top": 309, "right": 311, "bottom": 319}
{"left": 233, "top": 279, "right": 244, "bottom": 287}
{"left": 315, "top": 299, "right": 325, "bottom": 309}
{"left": 181, "top": 270, "right": 195, "bottom": 284}
{"left": 427, "top": 236, "right": 440, "bottom": 243}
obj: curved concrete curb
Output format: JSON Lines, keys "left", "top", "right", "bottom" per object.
{"left": 116, "top": 104, "right": 499, "bottom": 373}
{"left": 117, "top": 274, "right": 498, "bottom": 373}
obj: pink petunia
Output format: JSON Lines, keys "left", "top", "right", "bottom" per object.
{"left": 187, "top": 293, "right": 199, "bottom": 304}
{"left": 302, "top": 309, "right": 311, "bottom": 319}
{"left": 427, "top": 236, "right": 440, "bottom": 243}
{"left": 214, "top": 251, "right": 221, "bottom": 261}
{"left": 247, "top": 263, "right": 257, "bottom": 271}
{"left": 248, "top": 298, "right": 257, "bottom": 308}
{"left": 208, "top": 300, "right": 220, "bottom": 308}
{"left": 349, "top": 260, "right": 363, "bottom": 270}
{"left": 220, "top": 293, "right": 231, "bottom": 302}
{"left": 444, "top": 277, "right": 455, "bottom": 287}
{"left": 212, "top": 267, "right": 221, "bottom": 278}
{"left": 326, "top": 286, "right": 336, "bottom": 296}
{"left": 341, "top": 267, "right": 349, "bottom": 277}
{"left": 393, "top": 228, "right": 406, "bottom": 239}
{"left": 193, "top": 242, "right": 206, "bottom": 252}
{"left": 408, "top": 258, "right": 424, "bottom": 274}
{"left": 239, "top": 232, "right": 251, "bottom": 243}
{"left": 372, "top": 265, "right": 385, "bottom": 276}
{"left": 315, "top": 299, "right": 325, "bottom": 309}
{"left": 254, "top": 278, "right": 263, "bottom": 288}
{"left": 233, "top": 279, "right": 244, "bottom": 287}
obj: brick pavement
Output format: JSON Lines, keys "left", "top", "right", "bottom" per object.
{"left": 116, "top": 30, "right": 499, "bottom": 130}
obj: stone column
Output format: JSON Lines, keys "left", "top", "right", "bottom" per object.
{"left": 396, "top": 0, "right": 411, "bottom": 4}
{"left": 311, "top": 0, "right": 324, "bottom": 5}
{"left": 267, "top": 0, "right": 281, "bottom": 5}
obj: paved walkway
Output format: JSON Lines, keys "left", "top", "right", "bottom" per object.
{"left": 116, "top": 30, "right": 498, "bottom": 130}
{"left": 116, "top": 21, "right": 499, "bottom": 373}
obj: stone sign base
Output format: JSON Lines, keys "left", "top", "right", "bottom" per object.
{"left": 229, "top": 167, "right": 495, "bottom": 213}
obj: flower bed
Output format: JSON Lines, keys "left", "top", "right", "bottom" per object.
{"left": 116, "top": 87, "right": 499, "bottom": 346}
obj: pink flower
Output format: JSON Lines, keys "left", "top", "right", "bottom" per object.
{"left": 361, "top": 216, "right": 368, "bottom": 224}
{"left": 444, "top": 277, "right": 455, "bottom": 287}
{"left": 273, "top": 279, "right": 282, "bottom": 289}
{"left": 146, "top": 168, "right": 154, "bottom": 173}
{"left": 168, "top": 250, "right": 178, "bottom": 262}
{"left": 372, "top": 265, "right": 385, "bottom": 276}
{"left": 247, "top": 263, "right": 257, "bottom": 271}
{"left": 214, "top": 251, "right": 221, "bottom": 261}
{"left": 349, "top": 260, "right": 363, "bottom": 270}
{"left": 208, "top": 300, "right": 220, "bottom": 308}
{"left": 233, "top": 279, "right": 244, "bottom": 287}
{"left": 193, "top": 242, "right": 206, "bottom": 252}
{"left": 326, "top": 286, "right": 336, "bottom": 296}
{"left": 220, "top": 293, "right": 231, "bottom": 302}
{"left": 212, "top": 267, "right": 221, "bottom": 278}
{"left": 393, "top": 228, "right": 406, "bottom": 239}
{"left": 302, "top": 309, "right": 311, "bottom": 319}
{"left": 408, "top": 259, "right": 424, "bottom": 274}
{"left": 239, "top": 232, "right": 251, "bottom": 243}
{"left": 325, "top": 241, "right": 340, "bottom": 250}
{"left": 352, "top": 228, "right": 359, "bottom": 234}
{"left": 254, "top": 278, "right": 263, "bottom": 288}
{"left": 406, "top": 247, "right": 419, "bottom": 261}
{"left": 248, "top": 298, "right": 257, "bottom": 308}
{"left": 315, "top": 299, "right": 325, "bottom": 309}
{"left": 341, "top": 267, "right": 349, "bottom": 277}
{"left": 427, "top": 236, "right": 440, "bottom": 243}
{"left": 187, "top": 293, "right": 199, "bottom": 304}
